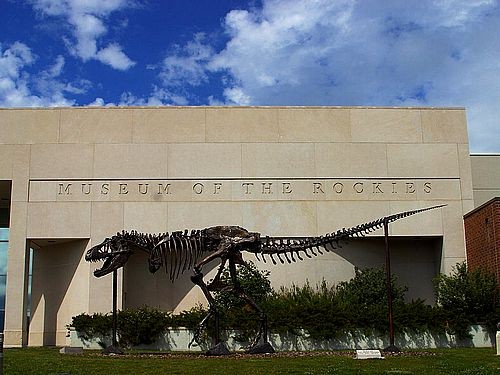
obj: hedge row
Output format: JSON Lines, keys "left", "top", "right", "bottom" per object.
{"left": 70, "top": 263, "right": 499, "bottom": 347}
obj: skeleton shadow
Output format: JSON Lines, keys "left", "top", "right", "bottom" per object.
{"left": 123, "top": 250, "right": 219, "bottom": 312}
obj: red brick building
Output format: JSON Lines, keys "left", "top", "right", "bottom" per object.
{"left": 464, "top": 197, "right": 500, "bottom": 284}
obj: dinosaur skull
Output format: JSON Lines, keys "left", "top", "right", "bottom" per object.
{"left": 85, "top": 235, "right": 133, "bottom": 277}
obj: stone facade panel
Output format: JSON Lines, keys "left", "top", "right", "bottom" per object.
{"left": 387, "top": 143, "right": 460, "bottom": 178}
{"left": 27, "top": 202, "right": 91, "bottom": 238}
{"left": 93, "top": 144, "right": 168, "bottom": 178}
{"left": 241, "top": 143, "right": 315, "bottom": 177}
{"left": 350, "top": 108, "right": 422, "bottom": 143}
{"left": 60, "top": 108, "right": 133, "bottom": 143}
{"left": 132, "top": 107, "right": 205, "bottom": 143}
{"left": 206, "top": 107, "right": 279, "bottom": 142}
{"left": 278, "top": 108, "right": 351, "bottom": 142}
{"left": 0, "top": 109, "right": 59, "bottom": 144}
{"left": 315, "top": 143, "right": 388, "bottom": 177}
{"left": 421, "top": 109, "right": 468, "bottom": 144}
{"left": 30, "top": 144, "right": 94, "bottom": 179}
{"left": 168, "top": 143, "right": 242, "bottom": 178}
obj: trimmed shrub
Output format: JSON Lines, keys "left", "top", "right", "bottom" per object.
{"left": 70, "top": 312, "right": 111, "bottom": 341}
{"left": 434, "top": 262, "right": 499, "bottom": 339}
{"left": 265, "top": 281, "right": 347, "bottom": 340}
{"left": 69, "top": 306, "right": 172, "bottom": 348}
{"left": 117, "top": 306, "right": 171, "bottom": 347}
{"left": 169, "top": 305, "right": 208, "bottom": 330}
{"left": 336, "top": 267, "right": 407, "bottom": 335}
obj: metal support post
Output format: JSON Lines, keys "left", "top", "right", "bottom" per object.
{"left": 496, "top": 323, "right": 500, "bottom": 355}
{"left": 112, "top": 270, "right": 118, "bottom": 348}
{"left": 103, "top": 270, "right": 122, "bottom": 354}
{"left": 383, "top": 219, "right": 399, "bottom": 353}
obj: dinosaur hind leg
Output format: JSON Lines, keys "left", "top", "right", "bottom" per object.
{"left": 229, "top": 259, "right": 275, "bottom": 354}
{"left": 190, "top": 264, "right": 230, "bottom": 355}
{"left": 234, "top": 289, "right": 275, "bottom": 354}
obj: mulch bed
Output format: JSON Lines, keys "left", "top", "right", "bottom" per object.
{"left": 94, "top": 350, "right": 437, "bottom": 359}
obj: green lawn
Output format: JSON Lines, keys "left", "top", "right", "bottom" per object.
{"left": 3, "top": 347, "right": 499, "bottom": 375}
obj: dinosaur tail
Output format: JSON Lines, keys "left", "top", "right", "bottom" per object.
{"left": 250, "top": 204, "right": 446, "bottom": 265}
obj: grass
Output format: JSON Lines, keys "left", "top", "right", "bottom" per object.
{"left": 3, "top": 347, "right": 499, "bottom": 375}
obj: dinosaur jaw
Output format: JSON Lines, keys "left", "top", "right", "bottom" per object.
{"left": 86, "top": 240, "right": 133, "bottom": 277}
{"left": 93, "top": 256, "right": 114, "bottom": 277}
{"left": 91, "top": 252, "right": 132, "bottom": 277}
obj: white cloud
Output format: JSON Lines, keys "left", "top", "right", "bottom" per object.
{"left": 0, "top": 42, "right": 39, "bottom": 107}
{"left": 35, "top": 55, "right": 92, "bottom": 98}
{"left": 96, "top": 43, "right": 135, "bottom": 70}
{"left": 222, "top": 87, "right": 252, "bottom": 106}
{"left": 0, "top": 42, "right": 33, "bottom": 79}
{"left": 31, "top": 0, "right": 136, "bottom": 70}
{"left": 86, "top": 87, "right": 189, "bottom": 107}
{"left": 432, "top": 0, "right": 495, "bottom": 26}
{"left": 118, "top": 86, "right": 188, "bottom": 106}
{"left": 160, "top": 33, "right": 214, "bottom": 87}
{"left": 0, "top": 42, "right": 90, "bottom": 107}
{"left": 160, "top": 0, "right": 500, "bottom": 152}
{"left": 88, "top": 97, "right": 107, "bottom": 106}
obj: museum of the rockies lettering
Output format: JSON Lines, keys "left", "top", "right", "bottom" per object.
{"left": 57, "top": 180, "right": 433, "bottom": 197}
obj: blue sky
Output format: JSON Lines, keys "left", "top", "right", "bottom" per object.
{"left": 0, "top": 0, "right": 499, "bottom": 152}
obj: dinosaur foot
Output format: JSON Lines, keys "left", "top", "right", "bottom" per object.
{"left": 245, "top": 342, "right": 275, "bottom": 355}
{"left": 207, "top": 279, "right": 227, "bottom": 292}
{"left": 205, "top": 342, "right": 231, "bottom": 356}
{"left": 383, "top": 344, "right": 400, "bottom": 353}
{"left": 102, "top": 345, "right": 124, "bottom": 355}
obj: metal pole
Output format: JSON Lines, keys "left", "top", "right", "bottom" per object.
{"left": 103, "top": 270, "right": 122, "bottom": 354}
{"left": 214, "top": 309, "right": 220, "bottom": 344}
{"left": 383, "top": 219, "right": 399, "bottom": 352}
{"left": 112, "top": 270, "right": 118, "bottom": 348}
{"left": 0, "top": 332, "right": 4, "bottom": 375}
{"left": 496, "top": 322, "right": 500, "bottom": 356}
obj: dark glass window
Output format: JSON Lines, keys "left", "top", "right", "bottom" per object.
{"left": 0, "top": 229, "right": 8, "bottom": 330}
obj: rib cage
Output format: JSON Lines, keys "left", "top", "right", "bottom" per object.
{"left": 150, "top": 229, "right": 206, "bottom": 281}
{"left": 251, "top": 205, "right": 446, "bottom": 265}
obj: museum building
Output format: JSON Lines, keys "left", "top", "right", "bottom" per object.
{"left": 0, "top": 106, "right": 497, "bottom": 347}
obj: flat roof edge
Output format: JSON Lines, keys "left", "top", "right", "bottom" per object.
{"left": 0, "top": 105, "right": 467, "bottom": 110}
{"left": 464, "top": 197, "right": 500, "bottom": 218}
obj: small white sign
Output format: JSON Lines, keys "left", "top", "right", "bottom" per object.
{"left": 355, "top": 349, "right": 384, "bottom": 359}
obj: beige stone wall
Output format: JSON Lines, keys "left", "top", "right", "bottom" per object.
{"left": 471, "top": 154, "right": 500, "bottom": 207}
{"left": 29, "top": 240, "right": 89, "bottom": 346}
{"left": 0, "top": 106, "right": 472, "bottom": 347}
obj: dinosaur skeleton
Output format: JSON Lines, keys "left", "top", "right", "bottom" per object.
{"left": 85, "top": 204, "right": 445, "bottom": 354}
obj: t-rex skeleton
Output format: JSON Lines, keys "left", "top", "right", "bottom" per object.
{"left": 85, "top": 204, "right": 445, "bottom": 354}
